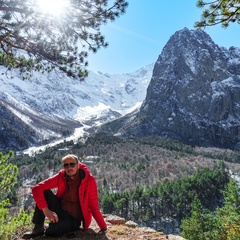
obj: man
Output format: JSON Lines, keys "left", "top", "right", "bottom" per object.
{"left": 23, "top": 154, "right": 107, "bottom": 239}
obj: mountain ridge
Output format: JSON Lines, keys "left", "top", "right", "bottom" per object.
{"left": 0, "top": 62, "right": 154, "bottom": 151}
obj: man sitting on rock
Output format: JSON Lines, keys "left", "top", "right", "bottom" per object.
{"left": 23, "top": 154, "right": 107, "bottom": 239}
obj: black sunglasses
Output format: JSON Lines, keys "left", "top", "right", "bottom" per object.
{"left": 63, "top": 162, "right": 77, "bottom": 168}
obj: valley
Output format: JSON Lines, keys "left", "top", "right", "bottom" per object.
{"left": 11, "top": 133, "right": 240, "bottom": 234}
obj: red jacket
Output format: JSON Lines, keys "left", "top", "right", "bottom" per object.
{"left": 32, "top": 163, "right": 107, "bottom": 231}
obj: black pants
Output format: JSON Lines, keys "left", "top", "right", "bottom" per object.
{"left": 32, "top": 190, "right": 81, "bottom": 237}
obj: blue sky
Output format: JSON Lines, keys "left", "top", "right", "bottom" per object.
{"left": 88, "top": 1, "right": 239, "bottom": 74}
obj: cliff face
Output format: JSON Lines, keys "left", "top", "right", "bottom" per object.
{"left": 100, "top": 28, "right": 240, "bottom": 150}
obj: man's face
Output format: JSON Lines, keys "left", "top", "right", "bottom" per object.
{"left": 63, "top": 157, "right": 78, "bottom": 178}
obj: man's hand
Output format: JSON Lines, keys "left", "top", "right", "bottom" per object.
{"left": 42, "top": 207, "right": 59, "bottom": 223}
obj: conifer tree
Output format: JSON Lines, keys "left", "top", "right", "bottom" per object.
{"left": 196, "top": 0, "right": 240, "bottom": 28}
{"left": 180, "top": 196, "right": 215, "bottom": 240}
{"left": 214, "top": 179, "right": 240, "bottom": 239}
{"left": 0, "top": 0, "right": 128, "bottom": 79}
{"left": 180, "top": 179, "right": 240, "bottom": 240}
{"left": 0, "top": 152, "right": 33, "bottom": 239}
{"left": 0, "top": 151, "right": 18, "bottom": 203}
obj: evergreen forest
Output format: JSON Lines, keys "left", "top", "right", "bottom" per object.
{"left": 2, "top": 134, "right": 240, "bottom": 239}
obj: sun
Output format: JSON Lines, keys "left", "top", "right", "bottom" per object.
{"left": 36, "top": 0, "right": 69, "bottom": 16}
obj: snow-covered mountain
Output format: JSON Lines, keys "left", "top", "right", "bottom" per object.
{"left": 0, "top": 63, "right": 154, "bottom": 151}
{"left": 99, "top": 28, "right": 240, "bottom": 150}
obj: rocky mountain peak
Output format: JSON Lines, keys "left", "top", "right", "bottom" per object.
{"left": 153, "top": 28, "right": 228, "bottom": 83}
{"left": 100, "top": 28, "right": 240, "bottom": 150}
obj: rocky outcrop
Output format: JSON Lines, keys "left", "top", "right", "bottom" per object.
{"left": 18, "top": 214, "right": 185, "bottom": 240}
{"left": 99, "top": 28, "right": 240, "bottom": 150}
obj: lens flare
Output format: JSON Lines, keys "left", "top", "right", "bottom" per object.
{"left": 36, "top": 0, "right": 69, "bottom": 16}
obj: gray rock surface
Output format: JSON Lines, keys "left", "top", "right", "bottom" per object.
{"left": 100, "top": 28, "right": 240, "bottom": 150}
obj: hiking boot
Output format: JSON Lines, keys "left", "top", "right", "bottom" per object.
{"left": 22, "top": 224, "right": 45, "bottom": 239}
